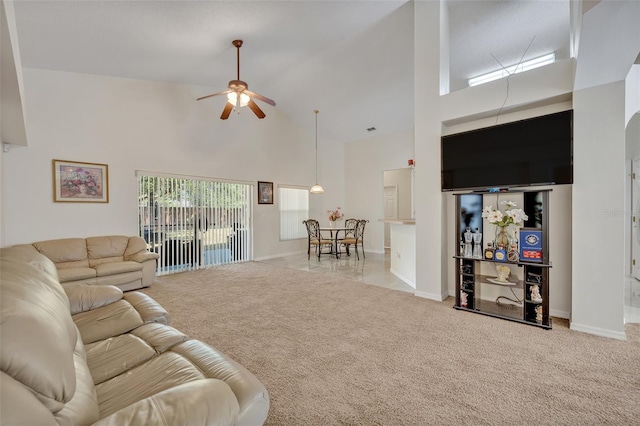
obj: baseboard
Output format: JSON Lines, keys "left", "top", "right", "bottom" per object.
{"left": 570, "top": 322, "right": 627, "bottom": 340}
{"left": 625, "top": 306, "right": 640, "bottom": 323}
{"left": 366, "top": 249, "right": 385, "bottom": 255}
{"left": 390, "top": 268, "right": 415, "bottom": 289}
{"left": 414, "top": 290, "right": 448, "bottom": 301}
{"left": 549, "top": 309, "right": 570, "bottom": 319}
{"left": 253, "top": 250, "right": 306, "bottom": 261}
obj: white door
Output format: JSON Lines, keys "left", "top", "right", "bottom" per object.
{"left": 384, "top": 186, "right": 398, "bottom": 248}
{"left": 633, "top": 158, "right": 640, "bottom": 280}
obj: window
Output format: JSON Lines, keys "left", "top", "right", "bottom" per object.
{"left": 137, "top": 172, "right": 252, "bottom": 275}
{"left": 279, "top": 186, "right": 309, "bottom": 240}
{"left": 468, "top": 52, "right": 556, "bottom": 87}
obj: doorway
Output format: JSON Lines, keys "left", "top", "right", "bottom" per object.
{"left": 384, "top": 185, "right": 398, "bottom": 248}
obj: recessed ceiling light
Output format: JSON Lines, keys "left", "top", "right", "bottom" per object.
{"left": 367, "top": 127, "right": 376, "bottom": 132}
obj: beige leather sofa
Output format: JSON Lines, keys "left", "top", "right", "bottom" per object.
{"left": 0, "top": 245, "right": 270, "bottom": 425}
{"left": 14, "top": 235, "right": 159, "bottom": 291}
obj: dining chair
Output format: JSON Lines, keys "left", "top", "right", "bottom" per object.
{"left": 343, "top": 218, "right": 358, "bottom": 237}
{"left": 339, "top": 218, "right": 358, "bottom": 255}
{"left": 303, "top": 219, "right": 333, "bottom": 259}
{"left": 339, "top": 219, "right": 368, "bottom": 260}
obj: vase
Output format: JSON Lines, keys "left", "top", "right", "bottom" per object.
{"left": 329, "top": 221, "right": 335, "bottom": 229}
{"left": 495, "top": 226, "right": 510, "bottom": 249}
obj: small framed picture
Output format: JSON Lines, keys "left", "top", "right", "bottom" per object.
{"left": 52, "top": 159, "right": 109, "bottom": 203}
{"left": 257, "top": 181, "right": 273, "bottom": 204}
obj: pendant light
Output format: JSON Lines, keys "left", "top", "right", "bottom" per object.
{"left": 310, "top": 109, "right": 324, "bottom": 194}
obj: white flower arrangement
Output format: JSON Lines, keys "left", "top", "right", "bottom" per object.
{"left": 481, "top": 201, "right": 528, "bottom": 227}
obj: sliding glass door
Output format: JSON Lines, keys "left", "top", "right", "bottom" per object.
{"left": 137, "top": 172, "right": 252, "bottom": 275}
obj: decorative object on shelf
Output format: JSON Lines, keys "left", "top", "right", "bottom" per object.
{"left": 257, "top": 181, "right": 274, "bottom": 204}
{"left": 460, "top": 291, "right": 468, "bottom": 308}
{"left": 526, "top": 271, "right": 542, "bottom": 284}
{"left": 463, "top": 227, "right": 473, "bottom": 258}
{"left": 482, "top": 201, "right": 528, "bottom": 252}
{"left": 494, "top": 247, "right": 506, "bottom": 262}
{"left": 52, "top": 159, "right": 109, "bottom": 203}
{"left": 484, "top": 242, "right": 494, "bottom": 260}
{"left": 530, "top": 285, "right": 543, "bottom": 303}
{"left": 493, "top": 265, "right": 511, "bottom": 283}
{"left": 535, "top": 305, "right": 543, "bottom": 322}
{"left": 327, "top": 207, "right": 344, "bottom": 227}
{"left": 310, "top": 110, "right": 325, "bottom": 194}
{"left": 472, "top": 228, "right": 483, "bottom": 259}
{"left": 519, "top": 228, "right": 543, "bottom": 262}
{"left": 507, "top": 243, "right": 520, "bottom": 262}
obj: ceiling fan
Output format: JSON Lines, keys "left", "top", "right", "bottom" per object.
{"left": 197, "top": 40, "right": 276, "bottom": 120}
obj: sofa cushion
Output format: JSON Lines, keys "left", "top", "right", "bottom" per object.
{"left": 32, "top": 238, "right": 90, "bottom": 269}
{"left": 87, "top": 236, "right": 130, "bottom": 267}
{"left": 85, "top": 334, "right": 156, "bottom": 385}
{"left": 0, "top": 254, "right": 79, "bottom": 412}
{"left": 53, "top": 332, "right": 100, "bottom": 425}
{"left": 92, "top": 380, "right": 239, "bottom": 426}
{"left": 123, "top": 236, "right": 151, "bottom": 259}
{"left": 58, "top": 267, "right": 97, "bottom": 283}
{"left": 64, "top": 283, "right": 123, "bottom": 315}
{"left": 73, "top": 300, "right": 144, "bottom": 344}
{"left": 95, "top": 351, "right": 212, "bottom": 418}
{"left": 96, "top": 271, "right": 143, "bottom": 288}
{"left": 85, "top": 323, "right": 188, "bottom": 386}
{"left": 94, "top": 261, "right": 143, "bottom": 277}
{"left": 0, "top": 371, "right": 57, "bottom": 425}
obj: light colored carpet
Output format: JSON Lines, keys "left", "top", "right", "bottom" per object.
{"left": 141, "top": 262, "right": 640, "bottom": 425}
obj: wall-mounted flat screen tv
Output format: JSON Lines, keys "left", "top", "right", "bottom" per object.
{"left": 441, "top": 110, "right": 573, "bottom": 191}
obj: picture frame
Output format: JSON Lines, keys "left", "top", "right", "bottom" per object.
{"left": 257, "top": 181, "right": 274, "bottom": 204}
{"left": 52, "top": 159, "right": 109, "bottom": 203}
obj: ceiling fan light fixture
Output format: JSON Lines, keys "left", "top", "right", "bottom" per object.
{"left": 227, "top": 92, "right": 250, "bottom": 107}
{"left": 196, "top": 40, "right": 275, "bottom": 120}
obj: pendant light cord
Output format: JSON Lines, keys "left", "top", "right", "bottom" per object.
{"left": 314, "top": 110, "right": 319, "bottom": 183}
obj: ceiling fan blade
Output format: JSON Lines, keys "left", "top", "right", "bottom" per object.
{"left": 197, "top": 89, "right": 231, "bottom": 101}
{"left": 247, "top": 99, "right": 266, "bottom": 119}
{"left": 245, "top": 90, "right": 276, "bottom": 107}
{"left": 220, "top": 102, "right": 233, "bottom": 120}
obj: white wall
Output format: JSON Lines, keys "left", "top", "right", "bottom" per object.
{"left": 572, "top": 81, "right": 627, "bottom": 338}
{"left": 344, "top": 128, "right": 414, "bottom": 253}
{"left": 569, "top": 0, "right": 640, "bottom": 339}
{"left": 1, "top": 68, "right": 340, "bottom": 258}
{"left": 414, "top": 0, "right": 447, "bottom": 301}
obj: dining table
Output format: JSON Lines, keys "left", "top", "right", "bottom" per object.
{"left": 319, "top": 226, "right": 350, "bottom": 259}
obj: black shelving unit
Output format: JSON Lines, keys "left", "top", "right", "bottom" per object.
{"left": 453, "top": 190, "right": 552, "bottom": 329}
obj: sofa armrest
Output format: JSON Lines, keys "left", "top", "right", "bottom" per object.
{"left": 124, "top": 252, "right": 159, "bottom": 263}
{"left": 91, "top": 379, "right": 240, "bottom": 426}
{"left": 123, "top": 292, "right": 170, "bottom": 325}
{"left": 63, "top": 283, "right": 123, "bottom": 315}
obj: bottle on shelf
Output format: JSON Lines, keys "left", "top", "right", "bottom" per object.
{"left": 463, "top": 227, "right": 473, "bottom": 258}
{"left": 472, "top": 228, "right": 483, "bottom": 259}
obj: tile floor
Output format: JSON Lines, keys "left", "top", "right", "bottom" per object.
{"left": 259, "top": 249, "right": 415, "bottom": 293}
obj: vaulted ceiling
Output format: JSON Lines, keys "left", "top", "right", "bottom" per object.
{"left": 10, "top": 0, "right": 570, "bottom": 143}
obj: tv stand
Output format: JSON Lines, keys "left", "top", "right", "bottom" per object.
{"left": 453, "top": 190, "right": 552, "bottom": 329}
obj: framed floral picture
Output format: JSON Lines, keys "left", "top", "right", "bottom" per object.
{"left": 258, "top": 181, "right": 273, "bottom": 204}
{"left": 52, "top": 159, "right": 109, "bottom": 203}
